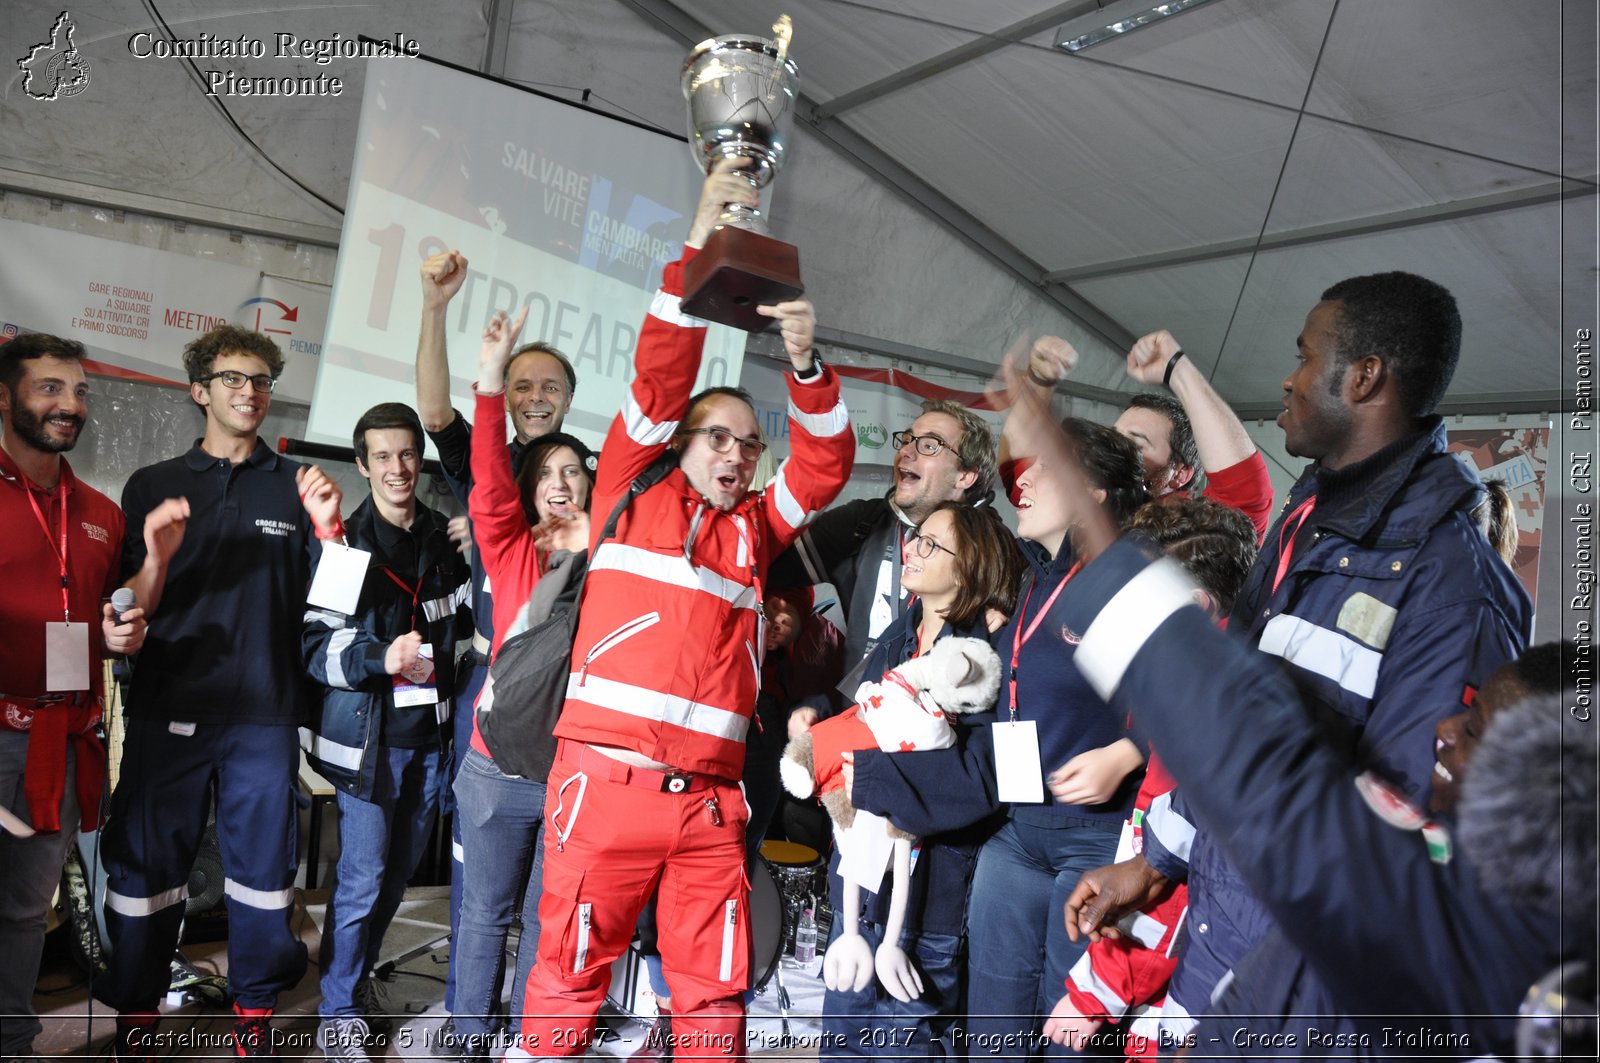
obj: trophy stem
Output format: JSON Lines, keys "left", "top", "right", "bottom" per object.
{"left": 718, "top": 201, "right": 768, "bottom": 235}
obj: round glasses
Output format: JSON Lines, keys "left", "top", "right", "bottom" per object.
{"left": 907, "top": 531, "right": 956, "bottom": 559}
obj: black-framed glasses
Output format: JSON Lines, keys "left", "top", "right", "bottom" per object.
{"left": 680, "top": 427, "right": 767, "bottom": 460}
{"left": 199, "top": 370, "right": 276, "bottom": 393}
{"left": 907, "top": 530, "right": 957, "bottom": 559}
{"left": 892, "top": 430, "right": 952, "bottom": 457}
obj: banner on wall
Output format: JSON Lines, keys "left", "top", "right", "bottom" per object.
{"left": 1446, "top": 422, "right": 1550, "bottom": 603}
{"left": 0, "top": 218, "right": 330, "bottom": 404}
{"left": 741, "top": 353, "right": 1005, "bottom": 463}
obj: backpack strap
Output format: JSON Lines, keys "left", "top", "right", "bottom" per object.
{"left": 569, "top": 449, "right": 682, "bottom": 609}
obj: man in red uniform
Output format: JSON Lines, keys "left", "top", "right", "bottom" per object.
{"left": 508, "top": 161, "right": 855, "bottom": 1060}
{"left": 0, "top": 333, "right": 148, "bottom": 1059}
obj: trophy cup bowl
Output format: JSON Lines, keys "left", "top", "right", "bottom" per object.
{"left": 681, "top": 34, "right": 804, "bottom": 332}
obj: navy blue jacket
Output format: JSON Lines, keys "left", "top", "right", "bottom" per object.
{"left": 836, "top": 603, "right": 1003, "bottom": 936}
{"left": 1149, "top": 420, "right": 1531, "bottom": 1010}
{"left": 1057, "top": 537, "right": 1571, "bottom": 1058}
{"left": 301, "top": 498, "right": 472, "bottom": 798}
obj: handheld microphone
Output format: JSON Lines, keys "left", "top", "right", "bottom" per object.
{"left": 111, "top": 587, "right": 137, "bottom": 624}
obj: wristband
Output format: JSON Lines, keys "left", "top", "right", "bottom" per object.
{"left": 1162, "top": 349, "right": 1187, "bottom": 387}
{"left": 1026, "top": 366, "right": 1056, "bottom": 389}
{"left": 315, "top": 519, "right": 346, "bottom": 542}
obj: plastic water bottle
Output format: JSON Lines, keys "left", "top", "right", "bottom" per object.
{"left": 794, "top": 905, "right": 818, "bottom": 964}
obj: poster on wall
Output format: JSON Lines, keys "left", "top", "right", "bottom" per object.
{"left": 0, "top": 218, "right": 329, "bottom": 403}
{"left": 1446, "top": 423, "right": 1550, "bottom": 602}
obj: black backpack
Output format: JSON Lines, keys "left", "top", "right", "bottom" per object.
{"left": 476, "top": 453, "right": 677, "bottom": 779}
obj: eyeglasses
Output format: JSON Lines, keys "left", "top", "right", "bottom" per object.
{"left": 892, "top": 430, "right": 953, "bottom": 457}
{"left": 199, "top": 370, "right": 276, "bottom": 393}
{"left": 680, "top": 427, "right": 767, "bottom": 460}
{"left": 907, "top": 531, "right": 957, "bottom": 559}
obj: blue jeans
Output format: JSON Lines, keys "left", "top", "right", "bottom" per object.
{"left": 452, "top": 748, "right": 546, "bottom": 1042}
{"left": 0, "top": 732, "right": 81, "bottom": 1056}
{"left": 320, "top": 745, "right": 442, "bottom": 1017}
{"left": 445, "top": 658, "right": 488, "bottom": 1011}
{"left": 963, "top": 816, "right": 1120, "bottom": 1059}
{"left": 820, "top": 912, "right": 964, "bottom": 1060}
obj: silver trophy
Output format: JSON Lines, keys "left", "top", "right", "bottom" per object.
{"left": 679, "top": 20, "right": 804, "bottom": 331}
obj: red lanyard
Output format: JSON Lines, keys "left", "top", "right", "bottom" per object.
{"left": 24, "top": 481, "right": 71, "bottom": 620}
{"left": 382, "top": 567, "right": 420, "bottom": 631}
{"left": 1007, "top": 560, "right": 1081, "bottom": 719}
{"left": 1272, "top": 496, "right": 1317, "bottom": 595}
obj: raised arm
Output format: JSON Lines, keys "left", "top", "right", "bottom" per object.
{"left": 756, "top": 300, "right": 855, "bottom": 555}
{"left": 120, "top": 495, "right": 190, "bottom": 619}
{"left": 590, "top": 161, "right": 760, "bottom": 522}
{"left": 418, "top": 249, "right": 470, "bottom": 433}
{"left": 1125, "top": 330, "right": 1256, "bottom": 474}
{"left": 469, "top": 307, "right": 541, "bottom": 585}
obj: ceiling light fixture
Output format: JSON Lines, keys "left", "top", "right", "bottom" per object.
{"left": 1054, "top": 0, "right": 1223, "bottom": 53}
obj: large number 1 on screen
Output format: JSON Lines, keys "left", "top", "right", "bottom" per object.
{"left": 366, "top": 223, "right": 405, "bottom": 330}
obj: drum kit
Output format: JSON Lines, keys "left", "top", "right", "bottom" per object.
{"left": 606, "top": 839, "right": 830, "bottom": 1035}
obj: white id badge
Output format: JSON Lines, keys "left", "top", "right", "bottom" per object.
{"left": 993, "top": 720, "right": 1046, "bottom": 803}
{"left": 394, "top": 644, "right": 437, "bottom": 707}
{"left": 838, "top": 810, "right": 896, "bottom": 894}
{"left": 307, "top": 541, "right": 373, "bottom": 615}
{"left": 45, "top": 622, "right": 91, "bottom": 691}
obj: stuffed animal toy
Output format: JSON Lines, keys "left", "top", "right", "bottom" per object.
{"left": 779, "top": 635, "right": 1001, "bottom": 1002}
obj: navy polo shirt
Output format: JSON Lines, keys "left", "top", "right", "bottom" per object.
{"left": 120, "top": 439, "right": 321, "bottom": 725}
{"left": 427, "top": 409, "right": 528, "bottom": 648}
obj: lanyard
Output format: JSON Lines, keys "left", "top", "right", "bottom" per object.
{"left": 1007, "top": 560, "right": 1081, "bottom": 720}
{"left": 1271, "top": 496, "right": 1318, "bottom": 595}
{"left": 24, "top": 482, "right": 71, "bottom": 620}
{"left": 382, "top": 567, "right": 420, "bottom": 631}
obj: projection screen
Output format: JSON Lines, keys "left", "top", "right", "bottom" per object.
{"left": 309, "top": 54, "right": 745, "bottom": 451}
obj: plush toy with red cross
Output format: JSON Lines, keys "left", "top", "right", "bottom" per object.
{"left": 778, "top": 635, "right": 1000, "bottom": 1002}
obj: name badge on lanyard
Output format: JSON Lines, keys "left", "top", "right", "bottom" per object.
{"left": 993, "top": 564, "right": 1078, "bottom": 805}
{"left": 994, "top": 721, "right": 1045, "bottom": 803}
{"left": 45, "top": 622, "right": 90, "bottom": 692}
{"left": 26, "top": 480, "right": 90, "bottom": 691}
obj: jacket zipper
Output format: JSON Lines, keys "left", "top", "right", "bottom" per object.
{"left": 744, "top": 639, "right": 760, "bottom": 692}
{"left": 578, "top": 612, "right": 661, "bottom": 686}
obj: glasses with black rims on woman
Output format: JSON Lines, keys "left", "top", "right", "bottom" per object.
{"left": 679, "top": 427, "right": 768, "bottom": 460}
{"left": 906, "top": 530, "right": 957, "bottom": 559}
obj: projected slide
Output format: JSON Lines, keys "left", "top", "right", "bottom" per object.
{"left": 310, "top": 56, "right": 745, "bottom": 450}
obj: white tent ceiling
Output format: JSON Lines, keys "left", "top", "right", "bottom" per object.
{"left": 3, "top": 0, "right": 1595, "bottom": 417}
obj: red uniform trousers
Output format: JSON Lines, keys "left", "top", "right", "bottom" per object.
{"left": 513, "top": 742, "right": 751, "bottom": 1059}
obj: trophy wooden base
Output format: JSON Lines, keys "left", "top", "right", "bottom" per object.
{"left": 681, "top": 225, "right": 804, "bottom": 333}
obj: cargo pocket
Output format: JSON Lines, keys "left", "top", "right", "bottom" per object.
{"left": 720, "top": 866, "right": 754, "bottom": 986}
{"left": 540, "top": 859, "right": 597, "bottom": 982}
